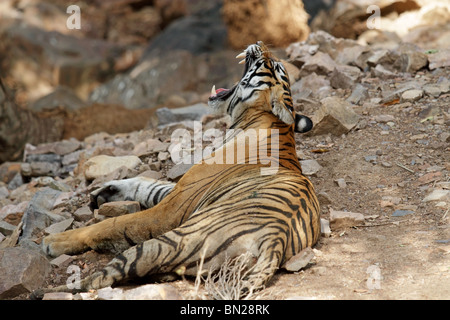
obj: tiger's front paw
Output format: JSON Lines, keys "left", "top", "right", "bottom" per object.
{"left": 42, "top": 229, "right": 89, "bottom": 257}
{"left": 89, "top": 181, "right": 126, "bottom": 211}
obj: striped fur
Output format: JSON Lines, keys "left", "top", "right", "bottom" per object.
{"left": 38, "top": 41, "right": 320, "bottom": 298}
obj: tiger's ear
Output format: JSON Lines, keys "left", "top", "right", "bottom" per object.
{"left": 294, "top": 114, "right": 313, "bottom": 133}
{"left": 272, "top": 96, "right": 295, "bottom": 125}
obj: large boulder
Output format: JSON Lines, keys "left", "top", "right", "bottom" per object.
{"left": 222, "top": 0, "right": 309, "bottom": 49}
{"left": 0, "top": 247, "right": 51, "bottom": 299}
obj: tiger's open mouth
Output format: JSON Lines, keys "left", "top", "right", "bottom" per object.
{"left": 208, "top": 44, "right": 261, "bottom": 102}
{"left": 209, "top": 85, "right": 233, "bottom": 101}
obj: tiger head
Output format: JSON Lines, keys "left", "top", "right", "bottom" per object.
{"left": 208, "top": 41, "right": 312, "bottom": 133}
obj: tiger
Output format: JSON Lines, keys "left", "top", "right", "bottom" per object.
{"left": 35, "top": 41, "right": 320, "bottom": 298}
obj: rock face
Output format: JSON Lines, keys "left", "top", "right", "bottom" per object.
{"left": 329, "top": 209, "right": 365, "bottom": 230}
{"left": 222, "top": 0, "right": 309, "bottom": 49}
{"left": 310, "top": 97, "right": 360, "bottom": 136}
{"left": 83, "top": 155, "right": 142, "bottom": 181}
{"left": 0, "top": 247, "right": 51, "bottom": 299}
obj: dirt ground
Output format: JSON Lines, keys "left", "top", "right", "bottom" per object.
{"left": 38, "top": 82, "right": 449, "bottom": 300}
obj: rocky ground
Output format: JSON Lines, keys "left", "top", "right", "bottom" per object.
{"left": 1, "top": 27, "right": 449, "bottom": 300}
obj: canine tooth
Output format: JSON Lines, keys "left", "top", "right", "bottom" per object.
{"left": 238, "top": 59, "right": 246, "bottom": 65}
{"left": 211, "top": 85, "right": 216, "bottom": 96}
{"left": 236, "top": 51, "right": 246, "bottom": 59}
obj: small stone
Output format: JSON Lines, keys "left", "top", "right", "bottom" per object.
{"left": 167, "top": 163, "right": 193, "bottom": 181}
{"left": 84, "top": 155, "right": 142, "bottom": 181}
{"left": 73, "top": 205, "right": 93, "bottom": 222}
{"left": 149, "top": 161, "right": 161, "bottom": 171}
{"left": 427, "top": 49, "right": 450, "bottom": 70}
{"left": 300, "top": 160, "right": 322, "bottom": 176}
{"left": 0, "top": 201, "right": 28, "bottom": 225}
{"left": 392, "top": 210, "right": 415, "bottom": 217}
{"left": 346, "top": 84, "right": 369, "bottom": 105}
{"left": 132, "top": 139, "right": 168, "bottom": 156}
{"left": 121, "top": 284, "right": 183, "bottom": 300}
{"left": 0, "top": 186, "right": 9, "bottom": 200}
{"left": 422, "top": 189, "right": 450, "bottom": 202}
{"left": 329, "top": 209, "right": 365, "bottom": 230}
{"left": 334, "top": 178, "right": 347, "bottom": 188}
{"left": 299, "top": 52, "right": 337, "bottom": 77}
{"left": 371, "top": 64, "right": 396, "bottom": 79}
{"left": 381, "top": 161, "right": 392, "bottom": 168}
{"left": 42, "top": 292, "right": 74, "bottom": 300}
{"left": 98, "top": 201, "right": 141, "bottom": 217}
{"left": 44, "top": 218, "right": 74, "bottom": 235}
{"left": 320, "top": 218, "right": 331, "bottom": 237}
{"left": 50, "top": 254, "right": 74, "bottom": 268}
{"left": 374, "top": 115, "right": 395, "bottom": 123}
{"left": 317, "top": 192, "right": 332, "bottom": 205}
{"left": 158, "top": 152, "right": 170, "bottom": 162}
{"left": 364, "top": 155, "right": 377, "bottom": 164}
{"left": 283, "top": 247, "right": 315, "bottom": 272}
{"left": 97, "top": 286, "right": 124, "bottom": 300}
{"left": 330, "top": 65, "right": 362, "bottom": 89}
{"left": 401, "top": 89, "right": 423, "bottom": 102}
{"left": 0, "top": 221, "right": 16, "bottom": 236}
{"left": 311, "top": 266, "right": 327, "bottom": 276}
{"left": 435, "top": 202, "right": 447, "bottom": 208}
{"left": 138, "top": 170, "right": 162, "bottom": 180}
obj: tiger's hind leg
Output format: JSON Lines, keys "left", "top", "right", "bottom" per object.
{"left": 90, "top": 176, "right": 175, "bottom": 210}
{"left": 39, "top": 208, "right": 286, "bottom": 296}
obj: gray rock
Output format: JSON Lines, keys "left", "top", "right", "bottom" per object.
{"left": 310, "top": 97, "right": 360, "bottom": 136}
{"left": 334, "top": 178, "right": 347, "bottom": 188}
{"left": 44, "top": 218, "right": 74, "bottom": 235}
{"left": 330, "top": 65, "right": 362, "bottom": 89}
{"left": 0, "top": 185, "right": 9, "bottom": 200}
{"left": 394, "top": 43, "right": 428, "bottom": 73}
{"left": 299, "top": 52, "right": 337, "bottom": 77}
{"left": 50, "top": 254, "right": 74, "bottom": 268}
{"left": 364, "top": 155, "right": 378, "bottom": 164}
{"left": 401, "top": 89, "right": 423, "bottom": 102}
{"left": 371, "top": 64, "right": 396, "bottom": 79}
{"left": 73, "top": 205, "right": 93, "bottom": 222}
{"left": 156, "top": 103, "right": 210, "bottom": 127}
{"left": 320, "top": 218, "right": 331, "bottom": 237}
{"left": 392, "top": 210, "right": 415, "bottom": 217}
{"left": 291, "top": 72, "right": 332, "bottom": 100}
{"left": 97, "top": 283, "right": 183, "bottom": 300}
{"left": 299, "top": 160, "right": 322, "bottom": 176}
{"left": 0, "top": 247, "right": 51, "bottom": 299}
{"left": 422, "top": 189, "right": 450, "bottom": 202}
{"left": 19, "top": 188, "right": 65, "bottom": 246}
{"left": 83, "top": 155, "right": 142, "bottom": 181}
{"left": 329, "top": 209, "right": 365, "bottom": 230}
{"left": 30, "top": 86, "right": 87, "bottom": 113}
{"left": 427, "top": 49, "right": 450, "bottom": 70}
{"left": 167, "top": 163, "right": 193, "bottom": 181}
{"left": 423, "top": 80, "right": 450, "bottom": 98}
{"left": 346, "top": 84, "right": 369, "bottom": 105}
{"left": 0, "top": 221, "right": 16, "bottom": 236}
{"left": 123, "top": 284, "right": 183, "bottom": 300}
{"left": 283, "top": 247, "right": 315, "bottom": 272}
{"left": 98, "top": 201, "right": 141, "bottom": 217}
{"left": 62, "top": 150, "right": 83, "bottom": 166}
{"left": 42, "top": 292, "right": 74, "bottom": 300}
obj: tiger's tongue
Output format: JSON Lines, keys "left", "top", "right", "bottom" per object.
{"left": 215, "top": 88, "right": 228, "bottom": 94}
{"left": 210, "top": 85, "right": 229, "bottom": 97}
